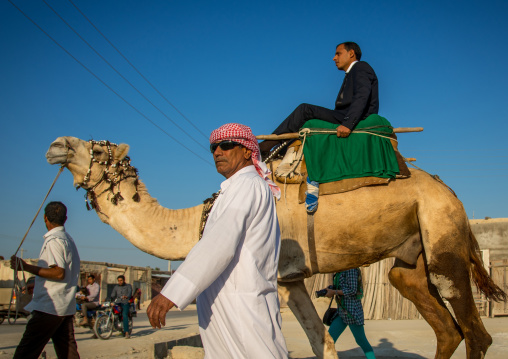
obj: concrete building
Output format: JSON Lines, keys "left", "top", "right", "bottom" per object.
{"left": 470, "top": 218, "right": 508, "bottom": 261}
{"left": 79, "top": 261, "right": 153, "bottom": 306}
{"left": 0, "top": 260, "right": 172, "bottom": 309}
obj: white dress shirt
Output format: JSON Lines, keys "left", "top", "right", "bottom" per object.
{"left": 25, "top": 226, "right": 81, "bottom": 316}
{"left": 161, "top": 166, "right": 288, "bottom": 358}
{"left": 346, "top": 60, "right": 358, "bottom": 73}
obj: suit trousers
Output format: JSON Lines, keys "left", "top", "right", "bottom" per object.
{"left": 273, "top": 103, "right": 346, "bottom": 135}
{"left": 14, "top": 310, "right": 80, "bottom": 359}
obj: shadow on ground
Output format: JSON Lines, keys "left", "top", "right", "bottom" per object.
{"left": 290, "top": 338, "right": 428, "bottom": 359}
{"left": 340, "top": 338, "right": 427, "bottom": 358}
{"left": 133, "top": 324, "right": 190, "bottom": 338}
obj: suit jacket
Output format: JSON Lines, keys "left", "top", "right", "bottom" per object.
{"left": 334, "top": 61, "right": 379, "bottom": 130}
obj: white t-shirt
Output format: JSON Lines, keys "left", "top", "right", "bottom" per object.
{"left": 25, "top": 226, "right": 81, "bottom": 316}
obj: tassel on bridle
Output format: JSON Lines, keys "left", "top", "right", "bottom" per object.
{"left": 132, "top": 178, "right": 140, "bottom": 202}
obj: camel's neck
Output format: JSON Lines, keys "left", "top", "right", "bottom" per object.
{"left": 90, "top": 179, "right": 203, "bottom": 260}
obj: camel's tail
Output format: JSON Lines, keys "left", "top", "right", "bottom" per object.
{"left": 468, "top": 225, "right": 507, "bottom": 302}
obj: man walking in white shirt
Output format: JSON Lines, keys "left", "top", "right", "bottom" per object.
{"left": 148, "top": 123, "right": 288, "bottom": 358}
{"left": 11, "top": 201, "right": 81, "bottom": 359}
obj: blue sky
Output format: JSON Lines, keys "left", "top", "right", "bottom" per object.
{"left": 1, "top": 0, "right": 507, "bottom": 269}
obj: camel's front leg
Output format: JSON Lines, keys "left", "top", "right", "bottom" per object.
{"left": 278, "top": 280, "right": 338, "bottom": 359}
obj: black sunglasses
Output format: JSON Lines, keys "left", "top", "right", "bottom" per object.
{"left": 210, "top": 140, "right": 242, "bottom": 153}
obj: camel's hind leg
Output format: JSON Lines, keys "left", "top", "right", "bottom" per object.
{"left": 278, "top": 280, "right": 338, "bottom": 359}
{"left": 389, "top": 256, "right": 463, "bottom": 359}
{"left": 420, "top": 216, "right": 492, "bottom": 358}
{"left": 426, "top": 251, "right": 492, "bottom": 358}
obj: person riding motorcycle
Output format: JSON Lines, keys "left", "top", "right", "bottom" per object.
{"left": 79, "top": 274, "right": 100, "bottom": 326}
{"left": 110, "top": 275, "right": 133, "bottom": 339}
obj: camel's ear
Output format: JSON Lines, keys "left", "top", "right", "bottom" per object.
{"left": 114, "top": 144, "right": 130, "bottom": 162}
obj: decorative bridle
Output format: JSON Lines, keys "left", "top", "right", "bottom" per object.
{"left": 77, "top": 140, "right": 140, "bottom": 212}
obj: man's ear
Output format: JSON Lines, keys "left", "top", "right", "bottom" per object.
{"left": 243, "top": 147, "right": 253, "bottom": 160}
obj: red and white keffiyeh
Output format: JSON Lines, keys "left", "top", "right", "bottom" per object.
{"left": 210, "top": 123, "right": 281, "bottom": 199}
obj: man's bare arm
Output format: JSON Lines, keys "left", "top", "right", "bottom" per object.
{"left": 10, "top": 255, "right": 65, "bottom": 280}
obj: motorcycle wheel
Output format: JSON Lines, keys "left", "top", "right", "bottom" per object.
{"left": 94, "top": 315, "right": 113, "bottom": 340}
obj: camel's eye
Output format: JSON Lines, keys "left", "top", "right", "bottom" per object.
{"left": 91, "top": 147, "right": 103, "bottom": 156}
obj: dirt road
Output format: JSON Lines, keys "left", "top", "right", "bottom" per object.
{"left": 0, "top": 301, "right": 506, "bottom": 358}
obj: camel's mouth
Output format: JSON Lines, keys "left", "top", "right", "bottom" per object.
{"left": 46, "top": 140, "right": 70, "bottom": 165}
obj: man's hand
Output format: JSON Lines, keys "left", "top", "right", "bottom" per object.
{"left": 10, "top": 255, "right": 27, "bottom": 271}
{"left": 147, "top": 294, "right": 175, "bottom": 329}
{"left": 10, "top": 255, "right": 64, "bottom": 280}
{"left": 325, "top": 288, "right": 343, "bottom": 297}
{"left": 336, "top": 125, "right": 351, "bottom": 138}
{"left": 325, "top": 288, "right": 336, "bottom": 298}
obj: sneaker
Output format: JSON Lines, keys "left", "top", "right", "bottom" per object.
{"left": 305, "top": 177, "right": 319, "bottom": 213}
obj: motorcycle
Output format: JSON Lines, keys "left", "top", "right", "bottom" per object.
{"left": 93, "top": 300, "right": 136, "bottom": 340}
{"left": 74, "top": 302, "right": 100, "bottom": 329}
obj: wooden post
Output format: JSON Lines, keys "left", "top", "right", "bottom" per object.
{"left": 256, "top": 127, "right": 423, "bottom": 140}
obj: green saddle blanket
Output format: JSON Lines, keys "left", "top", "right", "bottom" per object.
{"left": 302, "top": 114, "right": 399, "bottom": 183}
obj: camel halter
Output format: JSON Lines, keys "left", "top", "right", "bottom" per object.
{"left": 78, "top": 140, "right": 140, "bottom": 212}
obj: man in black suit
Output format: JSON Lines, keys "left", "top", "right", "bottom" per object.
{"left": 260, "top": 42, "right": 378, "bottom": 153}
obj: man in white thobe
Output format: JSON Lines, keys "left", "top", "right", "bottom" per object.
{"left": 148, "top": 123, "right": 288, "bottom": 358}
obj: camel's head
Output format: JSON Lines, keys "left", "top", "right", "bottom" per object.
{"left": 46, "top": 136, "right": 131, "bottom": 189}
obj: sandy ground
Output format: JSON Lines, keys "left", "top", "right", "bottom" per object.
{"left": 0, "top": 301, "right": 507, "bottom": 358}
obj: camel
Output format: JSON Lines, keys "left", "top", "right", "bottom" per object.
{"left": 46, "top": 136, "right": 505, "bottom": 359}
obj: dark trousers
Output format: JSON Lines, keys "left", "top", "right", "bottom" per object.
{"left": 121, "top": 303, "right": 130, "bottom": 333}
{"left": 14, "top": 310, "right": 80, "bottom": 359}
{"left": 81, "top": 302, "right": 98, "bottom": 318}
{"left": 273, "top": 103, "right": 346, "bottom": 134}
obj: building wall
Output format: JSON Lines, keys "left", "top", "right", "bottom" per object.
{"left": 0, "top": 259, "right": 38, "bottom": 289}
{"left": 1, "top": 259, "right": 159, "bottom": 307}
{"left": 79, "top": 261, "right": 153, "bottom": 306}
{"left": 470, "top": 218, "right": 508, "bottom": 261}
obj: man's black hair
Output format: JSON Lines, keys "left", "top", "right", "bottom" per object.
{"left": 88, "top": 274, "right": 95, "bottom": 280}
{"left": 337, "top": 42, "right": 362, "bottom": 61}
{"left": 117, "top": 275, "right": 125, "bottom": 281}
{"left": 44, "top": 201, "right": 67, "bottom": 226}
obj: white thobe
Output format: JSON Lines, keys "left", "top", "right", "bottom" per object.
{"left": 161, "top": 166, "right": 288, "bottom": 358}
